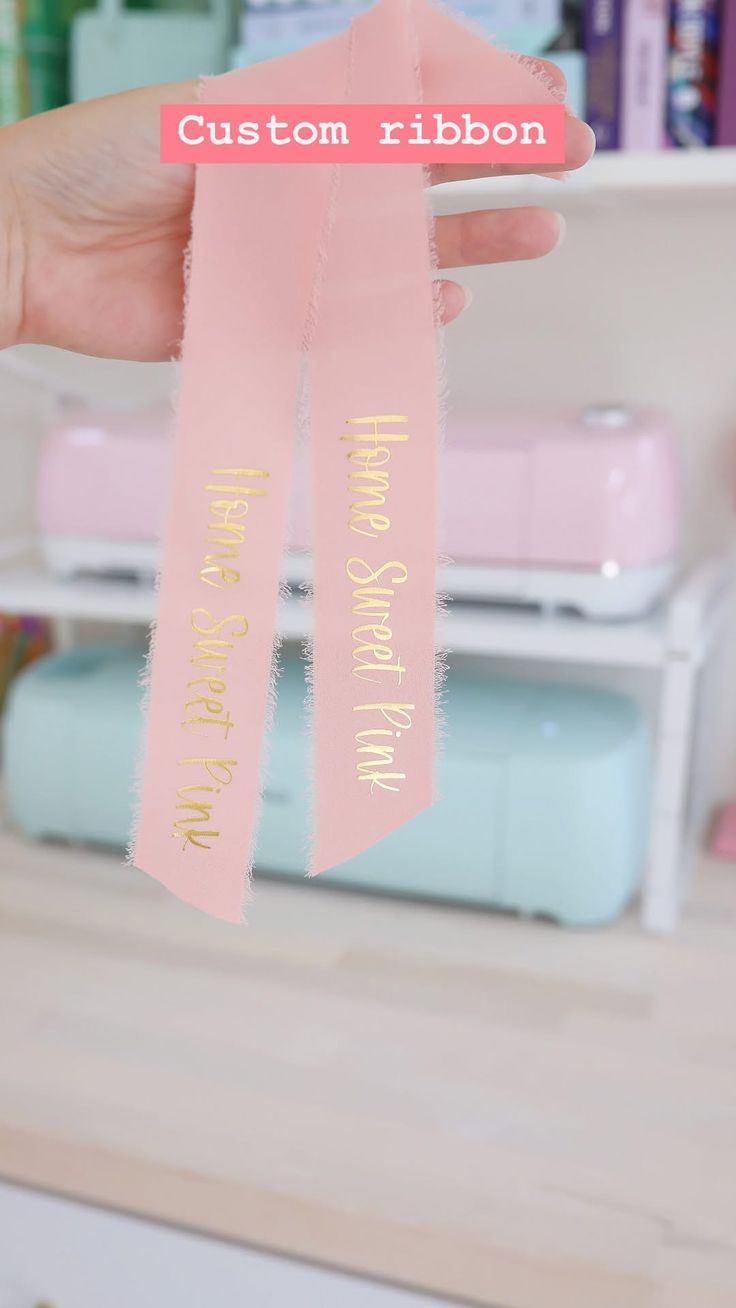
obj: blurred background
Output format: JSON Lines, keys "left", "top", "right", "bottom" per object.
{"left": 0, "top": 1, "right": 735, "bottom": 1305}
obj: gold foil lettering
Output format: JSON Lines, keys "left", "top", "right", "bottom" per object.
{"left": 342, "top": 416, "right": 413, "bottom": 793}
{"left": 347, "top": 558, "right": 407, "bottom": 683}
{"left": 172, "top": 468, "right": 268, "bottom": 846}
{"left": 342, "top": 417, "right": 407, "bottom": 538}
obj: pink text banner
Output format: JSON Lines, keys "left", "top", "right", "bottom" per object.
{"left": 160, "top": 102, "right": 566, "bottom": 164}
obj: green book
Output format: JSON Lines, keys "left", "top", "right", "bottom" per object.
{"left": 0, "top": 0, "right": 28, "bottom": 123}
{"left": 21, "top": 0, "right": 92, "bottom": 114}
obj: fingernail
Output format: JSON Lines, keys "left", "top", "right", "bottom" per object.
{"left": 461, "top": 284, "right": 473, "bottom": 310}
{"left": 553, "top": 212, "right": 567, "bottom": 248}
{"left": 583, "top": 121, "right": 597, "bottom": 155}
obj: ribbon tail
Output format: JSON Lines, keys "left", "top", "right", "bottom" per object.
{"left": 309, "top": 0, "right": 441, "bottom": 875}
{"left": 131, "top": 42, "right": 349, "bottom": 919}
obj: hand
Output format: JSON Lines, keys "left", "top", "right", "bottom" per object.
{"left": 0, "top": 70, "right": 594, "bottom": 361}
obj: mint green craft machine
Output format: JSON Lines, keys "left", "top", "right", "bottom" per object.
{"left": 71, "top": 0, "right": 233, "bottom": 102}
{"left": 3, "top": 645, "right": 651, "bottom": 926}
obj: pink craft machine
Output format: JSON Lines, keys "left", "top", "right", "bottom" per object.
{"left": 37, "top": 402, "right": 680, "bottom": 619}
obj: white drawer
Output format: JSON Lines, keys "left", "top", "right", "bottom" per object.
{"left": 0, "top": 1182, "right": 452, "bottom": 1308}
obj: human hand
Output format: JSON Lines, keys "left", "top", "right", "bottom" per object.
{"left": 0, "top": 70, "right": 594, "bottom": 361}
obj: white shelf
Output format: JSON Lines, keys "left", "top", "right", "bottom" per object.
{"left": 0, "top": 563, "right": 157, "bottom": 625}
{"left": 0, "top": 551, "right": 730, "bottom": 672}
{"left": 0, "top": 548, "right": 731, "bottom": 930}
{"left": 432, "top": 148, "right": 736, "bottom": 212}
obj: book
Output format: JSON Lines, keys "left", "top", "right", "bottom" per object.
{"left": 22, "top": 0, "right": 67, "bottom": 115}
{"left": 551, "top": 48, "right": 587, "bottom": 115}
{"left": 716, "top": 0, "right": 736, "bottom": 144}
{"left": 241, "top": 0, "right": 370, "bottom": 55}
{"left": 242, "top": 0, "right": 563, "bottom": 56}
{"left": 667, "top": 0, "right": 720, "bottom": 146}
{"left": 621, "top": 0, "right": 668, "bottom": 148}
{"left": 0, "top": 0, "right": 28, "bottom": 124}
{"left": 541, "top": 0, "right": 586, "bottom": 119}
{"left": 585, "top": 0, "right": 623, "bottom": 148}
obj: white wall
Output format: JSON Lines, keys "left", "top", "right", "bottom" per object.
{"left": 444, "top": 193, "right": 736, "bottom": 552}
{"left": 442, "top": 190, "right": 736, "bottom": 793}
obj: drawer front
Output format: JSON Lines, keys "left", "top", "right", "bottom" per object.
{"left": 0, "top": 1182, "right": 452, "bottom": 1308}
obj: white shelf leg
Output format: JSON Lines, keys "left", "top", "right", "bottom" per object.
{"left": 641, "top": 657, "right": 699, "bottom": 932}
{"left": 52, "top": 616, "right": 77, "bottom": 651}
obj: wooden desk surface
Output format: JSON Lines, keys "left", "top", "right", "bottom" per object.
{"left": 0, "top": 834, "right": 734, "bottom": 1308}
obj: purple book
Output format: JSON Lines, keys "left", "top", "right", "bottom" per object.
{"left": 621, "top": 0, "right": 668, "bottom": 149}
{"left": 585, "top": 0, "right": 624, "bottom": 148}
{"left": 717, "top": 0, "right": 736, "bottom": 144}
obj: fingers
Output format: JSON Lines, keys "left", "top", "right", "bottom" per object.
{"left": 437, "top": 279, "right": 473, "bottom": 325}
{"left": 435, "top": 205, "right": 564, "bottom": 269}
{"left": 431, "top": 110, "right": 596, "bottom": 185}
{"left": 519, "top": 55, "right": 567, "bottom": 94}
{"left": 436, "top": 200, "right": 567, "bottom": 324}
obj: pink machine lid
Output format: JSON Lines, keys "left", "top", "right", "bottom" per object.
{"left": 439, "top": 404, "right": 681, "bottom": 569}
{"left": 444, "top": 403, "right": 668, "bottom": 450}
{"left": 38, "top": 401, "right": 680, "bottom": 572}
{"left": 37, "top": 403, "right": 173, "bottom": 540}
{"left": 289, "top": 405, "right": 680, "bottom": 569}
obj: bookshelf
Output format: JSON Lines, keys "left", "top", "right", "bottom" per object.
{"left": 433, "top": 147, "right": 736, "bottom": 210}
{"left": 0, "top": 548, "right": 727, "bottom": 669}
{"left": 0, "top": 546, "right": 730, "bottom": 932}
{"left": 0, "top": 137, "right": 733, "bottom": 937}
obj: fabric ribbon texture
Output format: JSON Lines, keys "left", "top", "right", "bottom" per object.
{"left": 132, "top": 0, "right": 560, "bottom": 920}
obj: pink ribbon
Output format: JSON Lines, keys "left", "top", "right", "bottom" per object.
{"left": 133, "top": 0, "right": 559, "bottom": 920}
